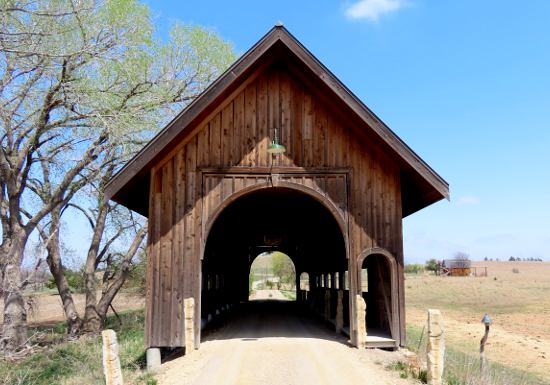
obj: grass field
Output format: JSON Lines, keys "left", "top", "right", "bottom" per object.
{"left": 0, "top": 310, "right": 154, "bottom": 385}
{"left": 406, "top": 261, "right": 550, "bottom": 384}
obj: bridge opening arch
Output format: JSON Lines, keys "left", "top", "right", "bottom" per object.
{"left": 357, "top": 248, "right": 399, "bottom": 344}
{"left": 249, "top": 251, "right": 296, "bottom": 301}
{"left": 201, "top": 186, "right": 349, "bottom": 338}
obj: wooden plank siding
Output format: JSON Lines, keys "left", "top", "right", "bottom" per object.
{"left": 146, "top": 65, "right": 405, "bottom": 348}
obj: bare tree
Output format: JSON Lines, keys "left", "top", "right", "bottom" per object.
{"left": 0, "top": 0, "right": 235, "bottom": 352}
{"left": 453, "top": 252, "right": 471, "bottom": 268}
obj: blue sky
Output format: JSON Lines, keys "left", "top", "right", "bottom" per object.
{"left": 69, "top": 0, "right": 550, "bottom": 264}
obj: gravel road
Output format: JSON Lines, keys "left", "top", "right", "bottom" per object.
{"left": 157, "top": 298, "right": 413, "bottom": 385}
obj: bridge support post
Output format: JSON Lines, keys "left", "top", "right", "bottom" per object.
{"left": 335, "top": 290, "right": 344, "bottom": 333}
{"left": 324, "top": 290, "right": 331, "bottom": 320}
{"left": 355, "top": 294, "right": 366, "bottom": 349}
{"left": 146, "top": 348, "right": 161, "bottom": 371}
{"left": 184, "top": 297, "right": 195, "bottom": 354}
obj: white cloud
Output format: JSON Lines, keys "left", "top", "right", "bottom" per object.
{"left": 456, "top": 195, "right": 481, "bottom": 206}
{"left": 344, "top": 0, "right": 407, "bottom": 22}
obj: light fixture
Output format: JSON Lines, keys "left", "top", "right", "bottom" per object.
{"left": 267, "top": 128, "right": 286, "bottom": 154}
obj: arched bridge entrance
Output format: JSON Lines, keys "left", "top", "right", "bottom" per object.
{"left": 201, "top": 185, "right": 350, "bottom": 339}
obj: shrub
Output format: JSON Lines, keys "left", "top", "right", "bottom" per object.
{"left": 405, "top": 264, "right": 425, "bottom": 274}
{"left": 425, "top": 259, "right": 438, "bottom": 272}
{"left": 46, "top": 267, "right": 85, "bottom": 293}
{"left": 512, "top": 268, "right": 520, "bottom": 274}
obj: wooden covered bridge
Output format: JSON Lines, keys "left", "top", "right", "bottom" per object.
{"left": 105, "top": 26, "right": 448, "bottom": 359}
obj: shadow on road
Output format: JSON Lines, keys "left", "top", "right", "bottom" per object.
{"left": 201, "top": 300, "right": 351, "bottom": 346}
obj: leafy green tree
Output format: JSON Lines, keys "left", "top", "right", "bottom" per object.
{"left": 271, "top": 252, "right": 295, "bottom": 289}
{"left": 0, "top": 0, "right": 235, "bottom": 351}
{"left": 425, "top": 259, "right": 438, "bottom": 272}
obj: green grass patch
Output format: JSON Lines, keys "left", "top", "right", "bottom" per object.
{"left": 280, "top": 289, "right": 297, "bottom": 301}
{"left": 406, "top": 324, "right": 548, "bottom": 385}
{"left": 0, "top": 310, "right": 153, "bottom": 385}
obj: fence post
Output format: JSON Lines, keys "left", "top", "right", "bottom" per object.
{"left": 427, "top": 309, "right": 445, "bottom": 385}
{"left": 102, "top": 329, "right": 123, "bottom": 385}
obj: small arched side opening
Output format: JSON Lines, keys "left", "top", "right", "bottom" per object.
{"left": 357, "top": 248, "right": 399, "bottom": 346}
{"left": 201, "top": 186, "right": 348, "bottom": 339}
{"left": 298, "top": 272, "right": 310, "bottom": 302}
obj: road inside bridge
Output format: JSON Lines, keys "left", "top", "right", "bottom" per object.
{"left": 157, "top": 295, "right": 412, "bottom": 385}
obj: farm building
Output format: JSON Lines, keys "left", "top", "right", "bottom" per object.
{"left": 105, "top": 26, "right": 449, "bottom": 355}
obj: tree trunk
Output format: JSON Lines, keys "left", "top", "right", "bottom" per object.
{"left": 84, "top": 225, "right": 147, "bottom": 332}
{"left": 44, "top": 216, "right": 83, "bottom": 335}
{"left": 1, "top": 234, "right": 28, "bottom": 353}
{"left": 83, "top": 203, "right": 107, "bottom": 333}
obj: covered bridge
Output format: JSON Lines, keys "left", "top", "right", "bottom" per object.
{"left": 105, "top": 26, "right": 448, "bottom": 355}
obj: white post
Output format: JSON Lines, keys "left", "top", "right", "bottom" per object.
{"left": 146, "top": 348, "right": 161, "bottom": 371}
{"left": 184, "top": 297, "right": 195, "bottom": 354}
{"left": 355, "top": 294, "right": 366, "bottom": 349}
{"left": 102, "top": 329, "right": 123, "bottom": 385}
{"left": 427, "top": 309, "right": 445, "bottom": 385}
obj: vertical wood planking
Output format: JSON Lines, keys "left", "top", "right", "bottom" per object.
{"left": 222, "top": 103, "right": 234, "bottom": 167}
{"left": 280, "top": 72, "right": 292, "bottom": 166}
{"left": 152, "top": 171, "right": 162, "bottom": 346}
{"left": 234, "top": 92, "right": 245, "bottom": 166}
{"left": 292, "top": 81, "right": 303, "bottom": 166}
{"left": 144, "top": 169, "right": 157, "bottom": 346}
{"left": 257, "top": 74, "right": 269, "bottom": 167}
{"left": 197, "top": 124, "right": 209, "bottom": 168}
{"left": 184, "top": 138, "right": 197, "bottom": 301}
{"left": 160, "top": 159, "right": 174, "bottom": 346}
{"left": 209, "top": 113, "right": 221, "bottom": 166}
{"left": 244, "top": 83, "right": 257, "bottom": 166}
{"left": 327, "top": 113, "right": 337, "bottom": 167}
{"left": 268, "top": 69, "right": 280, "bottom": 166}
{"left": 170, "top": 149, "right": 185, "bottom": 345}
{"left": 314, "top": 100, "right": 327, "bottom": 166}
{"left": 303, "top": 92, "right": 313, "bottom": 166}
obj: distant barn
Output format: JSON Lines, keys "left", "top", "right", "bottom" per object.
{"left": 105, "top": 26, "right": 449, "bottom": 355}
{"left": 442, "top": 259, "right": 472, "bottom": 276}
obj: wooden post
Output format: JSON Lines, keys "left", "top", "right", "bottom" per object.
{"left": 335, "top": 290, "right": 344, "bottom": 334}
{"left": 480, "top": 314, "right": 491, "bottom": 375}
{"left": 324, "top": 289, "right": 331, "bottom": 320}
{"left": 184, "top": 297, "right": 195, "bottom": 354}
{"left": 427, "top": 309, "right": 444, "bottom": 385}
{"left": 102, "top": 329, "right": 123, "bottom": 385}
{"left": 480, "top": 324, "right": 489, "bottom": 373}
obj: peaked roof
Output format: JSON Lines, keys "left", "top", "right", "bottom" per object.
{"left": 105, "top": 26, "right": 449, "bottom": 217}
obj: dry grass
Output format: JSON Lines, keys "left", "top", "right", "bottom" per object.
{"left": 406, "top": 261, "right": 550, "bottom": 384}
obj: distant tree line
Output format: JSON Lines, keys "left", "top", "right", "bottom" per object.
{"left": 506, "top": 257, "right": 544, "bottom": 262}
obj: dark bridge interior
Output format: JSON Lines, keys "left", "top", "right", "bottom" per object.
{"left": 201, "top": 187, "right": 349, "bottom": 329}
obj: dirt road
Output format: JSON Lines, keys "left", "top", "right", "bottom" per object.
{"left": 157, "top": 299, "right": 413, "bottom": 385}
{"left": 249, "top": 289, "right": 287, "bottom": 300}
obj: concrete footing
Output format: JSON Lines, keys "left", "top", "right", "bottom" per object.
{"left": 184, "top": 297, "right": 195, "bottom": 354}
{"left": 356, "top": 294, "right": 366, "bottom": 349}
{"left": 146, "top": 348, "right": 161, "bottom": 371}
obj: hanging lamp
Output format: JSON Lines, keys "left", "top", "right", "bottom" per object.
{"left": 267, "top": 128, "right": 286, "bottom": 154}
